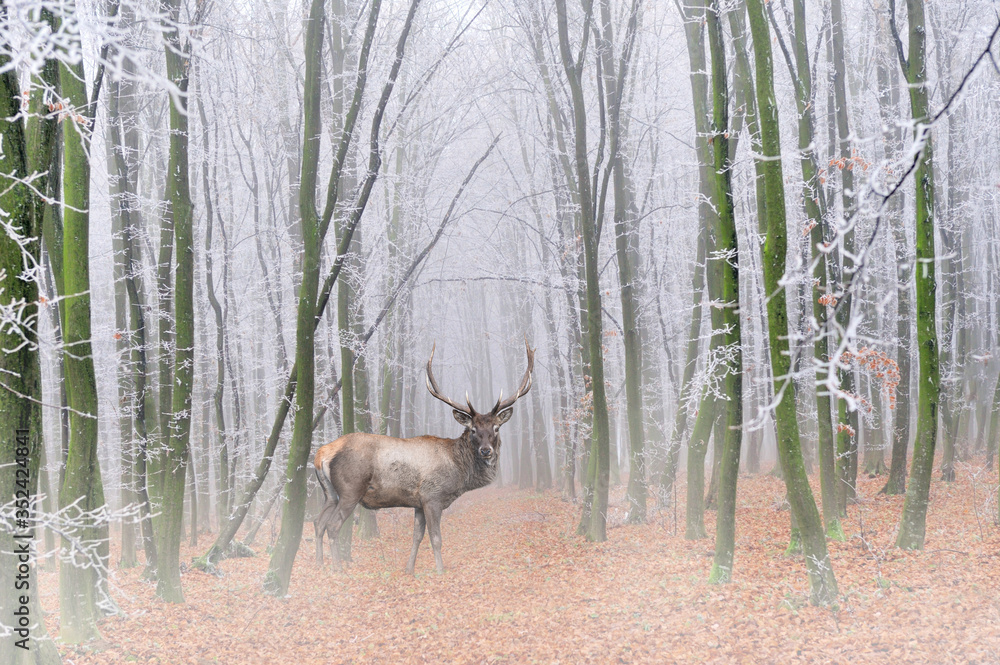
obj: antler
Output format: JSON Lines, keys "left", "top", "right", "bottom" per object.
{"left": 426, "top": 343, "right": 474, "bottom": 415}
{"left": 491, "top": 337, "right": 535, "bottom": 414}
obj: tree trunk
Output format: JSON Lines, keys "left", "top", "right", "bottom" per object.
{"left": 705, "top": 416, "right": 723, "bottom": 511}
{"left": 669, "top": 0, "right": 716, "bottom": 521}
{"left": 933, "top": 7, "right": 964, "bottom": 479}
{"left": 987, "top": 369, "right": 1000, "bottom": 474}
{"left": 118, "top": 129, "right": 157, "bottom": 578}
{"left": 553, "top": 0, "right": 611, "bottom": 542}
{"left": 265, "top": 0, "right": 415, "bottom": 593}
{"left": 335, "top": 226, "right": 358, "bottom": 559}
{"left": 533, "top": 385, "right": 553, "bottom": 491}
{"left": 863, "top": 398, "right": 888, "bottom": 477}
{"left": 151, "top": 154, "right": 174, "bottom": 514}
{"left": 729, "top": 1, "right": 776, "bottom": 476}
{"left": 595, "top": 0, "right": 645, "bottom": 523}
{"left": 107, "top": 71, "right": 138, "bottom": 569}
{"left": 657, "top": 230, "right": 706, "bottom": 504}
{"left": 188, "top": 447, "right": 199, "bottom": 546}
{"left": 685, "top": 396, "right": 717, "bottom": 540}
{"left": 879, "top": 38, "right": 911, "bottom": 496}
{"left": 264, "top": 0, "right": 329, "bottom": 594}
{"left": 679, "top": 0, "right": 726, "bottom": 541}
{"left": 155, "top": 0, "right": 195, "bottom": 601}
{"left": 377, "top": 144, "right": 404, "bottom": 441}
{"left": 104, "top": 9, "right": 151, "bottom": 566}
{"left": 830, "top": 0, "right": 860, "bottom": 512}
{"left": 30, "top": 19, "right": 71, "bottom": 502}
{"left": 330, "top": 0, "right": 364, "bottom": 557}
{"left": 352, "top": 233, "right": 379, "bottom": 543}
{"left": 0, "top": 58, "right": 64, "bottom": 665}
{"left": 57, "top": 49, "right": 109, "bottom": 640}
{"left": 893, "top": 0, "right": 941, "bottom": 551}
{"left": 706, "top": 0, "right": 742, "bottom": 583}
{"left": 527, "top": 3, "right": 587, "bottom": 503}
{"left": 784, "top": 0, "right": 842, "bottom": 540}
{"left": 222, "top": 243, "right": 243, "bottom": 518}
{"left": 199, "top": 90, "right": 231, "bottom": 528}
{"left": 519, "top": 381, "right": 534, "bottom": 488}
{"left": 747, "top": 0, "right": 839, "bottom": 606}
{"left": 25, "top": 29, "right": 64, "bottom": 584}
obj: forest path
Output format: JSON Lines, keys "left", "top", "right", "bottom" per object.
{"left": 51, "top": 470, "right": 1000, "bottom": 664}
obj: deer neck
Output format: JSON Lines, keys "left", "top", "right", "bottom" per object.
{"left": 456, "top": 430, "right": 497, "bottom": 490}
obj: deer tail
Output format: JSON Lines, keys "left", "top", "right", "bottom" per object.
{"left": 314, "top": 458, "right": 340, "bottom": 564}
{"left": 315, "top": 460, "right": 338, "bottom": 505}
{"left": 315, "top": 467, "right": 327, "bottom": 502}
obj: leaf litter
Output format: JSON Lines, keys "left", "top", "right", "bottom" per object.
{"left": 43, "top": 464, "right": 1000, "bottom": 664}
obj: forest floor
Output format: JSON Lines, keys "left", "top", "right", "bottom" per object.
{"left": 43, "top": 461, "right": 1000, "bottom": 664}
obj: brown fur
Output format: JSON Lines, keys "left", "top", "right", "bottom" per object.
{"left": 313, "top": 418, "right": 504, "bottom": 574}
{"left": 314, "top": 341, "right": 533, "bottom": 574}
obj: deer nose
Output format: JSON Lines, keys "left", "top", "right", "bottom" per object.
{"left": 479, "top": 446, "right": 492, "bottom": 457}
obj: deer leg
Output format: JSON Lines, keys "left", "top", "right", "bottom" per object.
{"left": 323, "top": 496, "right": 361, "bottom": 572}
{"left": 406, "top": 507, "right": 426, "bottom": 575}
{"left": 423, "top": 504, "right": 445, "bottom": 574}
{"left": 314, "top": 497, "right": 339, "bottom": 566}
{"left": 314, "top": 514, "right": 324, "bottom": 567}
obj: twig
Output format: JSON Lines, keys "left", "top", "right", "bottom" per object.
{"left": 966, "top": 463, "right": 986, "bottom": 542}
{"left": 924, "top": 549, "right": 969, "bottom": 556}
{"left": 238, "top": 605, "right": 264, "bottom": 637}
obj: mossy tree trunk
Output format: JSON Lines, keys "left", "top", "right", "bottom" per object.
{"left": 25, "top": 9, "right": 61, "bottom": 576}
{"left": 0, "top": 54, "right": 64, "bottom": 665}
{"left": 784, "top": 0, "right": 842, "bottom": 539}
{"left": 685, "top": 394, "right": 717, "bottom": 540}
{"left": 729, "top": 0, "right": 776, "bottom": 476}
{"left": 676, "top": 0, "right": 715, "bottom": 536}
{"left": 706, "top": 0, "right": 743, "bottom": 584}
{"left": 57, "top": 47, "right": 109, "bottom": 640}
{"left": 705, "top": 416, "right": 725, "bottom": 510}
{"left": 747, "top": 0, "right": 839, "bottom": 606}
{"left": 151, "top": 145, "right": 174, "bottom": 511}
{"left": 679, "top": 0, "right": 726, "bottom": 541}
{"left": 264, "top": 0, "right": 330, "bottom": 595}
{"left": 31, "top": 27, "right": 72, "bottom": 501}
{"left": 265, "top": 0, "right": 417, "bottom": 592}
{"left": 891, "top": 0, "right": 940, "bottom": 550}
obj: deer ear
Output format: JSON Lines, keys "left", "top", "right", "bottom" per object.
{"left": 453, "top": 410, "right": 473, "bottom": 428}
{"left": 496, "top": 407, "right": 514, "bottom": 426}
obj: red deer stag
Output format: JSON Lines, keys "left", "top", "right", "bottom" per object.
{"left": 313, "top": 340, "right": 534, "bottom": 574}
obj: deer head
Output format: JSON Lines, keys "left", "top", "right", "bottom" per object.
{"left": 425, "top": 339, "right": 535, "bottom": 465}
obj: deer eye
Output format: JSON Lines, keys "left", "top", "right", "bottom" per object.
{"left": 493, "top": 425, "right": 499, "bottom": 434}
